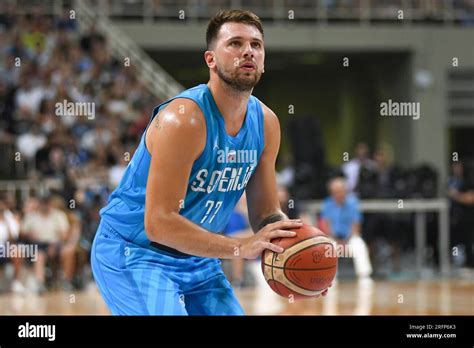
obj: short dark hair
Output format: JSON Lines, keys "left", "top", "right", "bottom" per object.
{"left": 206, "top": 10, "right": 264, "bottom": 49}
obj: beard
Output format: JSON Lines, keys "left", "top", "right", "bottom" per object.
{"left": 216, "top": 62, "right": 262, "bottom": 92}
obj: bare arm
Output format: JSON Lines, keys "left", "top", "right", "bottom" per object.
{"left": 450, "top": 190, "right": 474, "bottom": 205}
{"left": 145, "top": 99, "right": 298, "bottom": 259}
{"left": 246, "top": 103, "right": 289, "bottom": 232}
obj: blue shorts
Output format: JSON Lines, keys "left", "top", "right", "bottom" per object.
{"left": 91, "top": 219, "right": 244, "bottom": 315}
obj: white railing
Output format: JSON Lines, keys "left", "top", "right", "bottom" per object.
{"left": 74, "top": 0, "right": 184, "bottom": 101}
{"left": 0, "top": 180, "right": 48, "bottom": 201}
{"left": 0, "top": 178, "right": 112, "bottom": 201}
{"left": 0, "top": 180, "right": 453, "bottom": 278}
{"left": 301, "top": 199, "right": 451, "bottom": 277}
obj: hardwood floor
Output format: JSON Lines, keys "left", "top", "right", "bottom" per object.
{"left": 0, "top": 280, "right": 472, "bottom": 315}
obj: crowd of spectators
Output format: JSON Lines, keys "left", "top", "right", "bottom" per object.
{"left": 0, "top": 9, "right": 160, "bottom": 293}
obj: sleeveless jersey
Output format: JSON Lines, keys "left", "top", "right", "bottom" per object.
{"left": 99, "top": 84, "right": 265, "bottom": 250}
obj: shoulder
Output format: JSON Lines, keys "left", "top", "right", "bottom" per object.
{"left": 147, "top": 98, "right": 206, "bottom": 152}
{"left": 346, "top": 194, "right": 360, "bottom": 207}
{"left": 52, "top": 209, "right": 68, "bottom": 220}
{"left": 322, "top": 197, "right": 334, "bottom": 207}
{"left": 343, "top": 160, "right": 357, "bottom": 170}
{"left": 156, "top": 98, "right": 206, "bottom": 131}
{"left": 258, "top": 100, "right": 280, "bottom": 131}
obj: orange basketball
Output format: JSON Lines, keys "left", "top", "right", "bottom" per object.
{"left": 261, "top": 224, "right": 338, "bottom": 299}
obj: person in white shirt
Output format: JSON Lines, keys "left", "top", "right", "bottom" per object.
{"left": 21, "top": 196, "right": 69, "bottom": 293}
{"left": 342, "top": 142, "right": 376, "bottom": 193}
{"left": 16, "top": 122, "right": 46, "bottom": 161}
{"left": 0, "top": 197, "right": 23, "bottom": 293}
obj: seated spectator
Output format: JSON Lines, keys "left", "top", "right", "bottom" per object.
{"left": 75, "top": 192, "right": 103, "bottom": 289}
{"left": 319, "top": 177, "right": 373, "bottom": 283}
{"left": 50, "top": 195, "right": 81, "bottom": 290}
{"left": 21, "top": 195, "right": 69, "bottom": 293}
{"left": 0, "top": 195, "right": 23, "bottom": 293}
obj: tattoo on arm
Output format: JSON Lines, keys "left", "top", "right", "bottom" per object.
{"left": 154, "top": 114, "right": 162, "bottom": 130}
{"left": 258, "top": 213, "right": 285, "bottom": 230}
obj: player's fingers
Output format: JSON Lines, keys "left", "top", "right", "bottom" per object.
{"left": 267, "top": 219, "right": 302, "bottom": 231}
{"left": 268, "top": 229, "right": 297, "bottom": 240}
{"left": 262, "top": 242, "right": 284, "bottom": 254}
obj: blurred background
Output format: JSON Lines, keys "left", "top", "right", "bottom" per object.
{"left": 0, "top": 0, "right": 473, "bottom": 315}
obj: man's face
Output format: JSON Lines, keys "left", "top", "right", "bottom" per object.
{"left": 355, "top": 143, "right": 369, "bottom": 160}
{"left": 209, "top": 22, "right": 265, "bottom": 91}
{"left": 39, "top": 200, "right": 51, "bottom": 214}
{"left": 330, "top": 182, "right": 347, "bottom": 205}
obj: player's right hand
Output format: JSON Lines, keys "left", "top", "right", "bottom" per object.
{"left": 239, "top": 219, "right": 302, "bottom": 260}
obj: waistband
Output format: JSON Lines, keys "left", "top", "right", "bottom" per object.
{"left": 149, "top": 241, "right": 193, "bottom": 258}
{"left": 98, "top": 219, "right": 193, "bottom": 258}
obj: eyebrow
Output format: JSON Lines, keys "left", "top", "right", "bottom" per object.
{"left": 226, "top": 36, "right": 263, "bottom": 43}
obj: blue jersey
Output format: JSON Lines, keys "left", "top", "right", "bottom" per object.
{"left": 99, "top": 84, "right": 265, "bottom": 250}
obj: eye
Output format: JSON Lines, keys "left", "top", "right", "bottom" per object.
{"left": 230, "top": 41, "right": 241, "bottom": 47}
{"left": 251, "top": 42, "right": 261, "bottom": 48}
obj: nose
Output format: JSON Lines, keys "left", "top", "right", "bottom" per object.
{"left": 243, "top": 42, "right": 254, "bottom": 59}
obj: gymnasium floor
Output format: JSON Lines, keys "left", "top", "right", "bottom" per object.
{"left": 0, "top": 279, "right": 472, "bottom": 315}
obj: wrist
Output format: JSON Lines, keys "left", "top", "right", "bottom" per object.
{"left": 232, "top": 237, "right": 246, "bottom": 259}
{"left": 257, "top": 212, "right": 285, "bottom": 231}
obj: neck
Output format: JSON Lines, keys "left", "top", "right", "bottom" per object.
{"left": 207, "top": 78, "right": 251, "bottom": 124}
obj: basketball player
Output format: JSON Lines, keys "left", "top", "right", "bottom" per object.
{"left": 91, "top": 10, "right": 327, "bottom": 315}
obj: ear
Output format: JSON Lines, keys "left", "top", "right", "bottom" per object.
{"left": 204, "top": 50, "right": 216, "bottom": 69}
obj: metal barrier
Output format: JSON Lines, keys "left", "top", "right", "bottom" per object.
{"left": 0, "top": 180, "right": 48, "bottom": 202}
{"left": 301, "top": 199, "right": 451, "bottom": 276}
{"left": 0, "top": 178, "right": 454, "bottom": 277}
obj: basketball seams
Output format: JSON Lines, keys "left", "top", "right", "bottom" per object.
{"left": 261, "top": 264, "right": 337, "bottom": 271}
{"left": 283, "top": 242, "right": 336, "bottom": 270}
{"left": 272, "top": 236, "right": 335, "bottom": 268}
{"left": 273, "top": 268, "right": 326, "bottom": 296}
{"left": 261, "top": 228, "right": 337, "bottom": 298}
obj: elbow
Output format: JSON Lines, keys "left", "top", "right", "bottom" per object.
{"left": 145, "top": 213, "right": 163, "bottom": 243}
{"left": 145, "top": 211, "right": 174, "bottom": 244}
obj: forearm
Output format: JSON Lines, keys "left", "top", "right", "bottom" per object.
{"left": 147, "top": 212, "right": 242, "bottom": 259}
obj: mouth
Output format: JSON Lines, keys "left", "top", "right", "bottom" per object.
{"left": 240, "top": 62, "right": 256, "bottom": 71}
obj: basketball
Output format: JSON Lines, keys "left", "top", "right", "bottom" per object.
{"left": 261, "top": 224, "right": 338, "bottom": 299}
